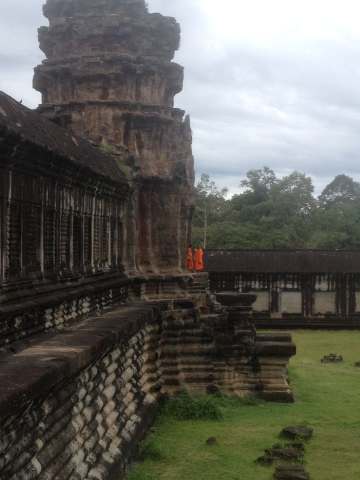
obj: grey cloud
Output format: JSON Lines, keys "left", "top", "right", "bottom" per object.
{"left": 1, "top": 0, "right": 360, "bottom": 195}
{"left": 0, "top": 0, "right": 44, "bottom": 105}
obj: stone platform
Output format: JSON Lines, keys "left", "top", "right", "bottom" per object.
{"left": 0, "top": 292, "right": 295, "bottom": 479}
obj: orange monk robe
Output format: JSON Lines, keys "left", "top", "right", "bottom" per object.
{"left": 194, "top": 248, "right": 204, "bottom": 271}
{"left": 186, "top": 247, "right": 194, "bottom": 271}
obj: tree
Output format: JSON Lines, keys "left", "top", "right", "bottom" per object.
{"left": 191, "top": 169, "right": 360, "bottom": 251}
{"left": 319, "top": 174, "right": 360, "bottom": 209}
{"left": 193, "top": 174, "right": 228, "bottom": 248}
{"left": 309, "top": 175, "right": 360, "bottom": 248}
{"left": 241, "top": 166, "right": 277, "bottom": 198}
{"left": 229, "top": 169, "right": 315, "bottom": 247}
{"left": 270, "top": 172, "right": 315, "bottom": 230}
{"left": 229, "top": 167, "right": 277, "bottom": 224}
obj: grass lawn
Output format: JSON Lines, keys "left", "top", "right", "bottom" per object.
{"left": 128, "top": 331, "right": 360, "bottom": 480}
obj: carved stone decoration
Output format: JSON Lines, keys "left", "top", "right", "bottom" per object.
{"left": 34, "top": 0, "right": 195, "bottom": 273}
{"left": 0, "top": 2, "right": 298, "bottom": 476}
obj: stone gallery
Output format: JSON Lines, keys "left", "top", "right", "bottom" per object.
{"left": 206, "top": 249, "right": 360, "bottom": 328}
{"left": 0, "top": 1, "right": 295, "bottom": 479}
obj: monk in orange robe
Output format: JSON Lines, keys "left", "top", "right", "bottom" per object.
{"left": 194, "top": 246, "right": 204, "bottom": 271}
{"left": 186, "top": 245, "right": 194, "bottom": 271}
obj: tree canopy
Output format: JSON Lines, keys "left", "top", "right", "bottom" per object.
{"left": 192, "top": 168, "right": 360, "bottom": 250}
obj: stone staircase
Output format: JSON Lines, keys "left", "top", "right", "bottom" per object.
{"left": 152, "top": 297, "right": 296, "bottom": 402}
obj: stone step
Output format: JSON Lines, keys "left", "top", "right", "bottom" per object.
{"left": 161, "top": 327, "right": 203, "bottom": 335}
{"left": 161, "top": 333, "right": 213, "bottom": 341}
{"left": 160, "top": 360, "right": 213, "bottom": 368}
{"left": 161, "top": 339, "right": 214, "bottom": 347}
{"left": 160, "top": 346, "right": 213, "bottom": 357}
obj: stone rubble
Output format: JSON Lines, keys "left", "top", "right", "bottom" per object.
{"left": 281, "top": 426, "right": 314, "bottom": 441}
{"left": 321, "top": 354, "right": 343, "bottom": 363}
{"left": 257, "top": 426, "right": 313, "bottom": 480}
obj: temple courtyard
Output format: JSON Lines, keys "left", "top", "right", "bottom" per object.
{"left": 128, "top": 330, "right": 360, "bottom": 480}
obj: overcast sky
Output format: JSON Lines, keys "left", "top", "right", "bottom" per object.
{"left": 1, "top": 0, "right": 360, "bottom": 195}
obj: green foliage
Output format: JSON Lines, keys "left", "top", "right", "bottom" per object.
{"left": 193, "top": 174, "right": 229, "bottom": 248}
{"left": 138, "top": 441, "right": 164, "bottom": 462}
{"left": 319, "top": 174, "right": 360, "bottom": 208}
{"left": 194, "top": 168, "right": 360, "bottom": 249}
{"left": 128, "top": 472, "right": 157, "bottom": 480}
{"left": 162, "top": 392, "right": 223, "bottom": 421}
{"left": 128, "top": 331, "right": 360, "bottom": 480}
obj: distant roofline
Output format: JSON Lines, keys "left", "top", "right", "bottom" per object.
{"left": 205, "top": 249, "right": 360, "bottom": 274}
{"left": 206, "top": 248, "right": 360, "bottom": 253}
{"left": 0, "top": 91, "right": 128, "bottom": 187}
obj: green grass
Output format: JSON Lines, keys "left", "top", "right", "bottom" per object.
{"left": 161, "top": 392, "right": 223, "bottom": 421}
{"left": 128, "top": 331, "right": 360, "bottom": 480}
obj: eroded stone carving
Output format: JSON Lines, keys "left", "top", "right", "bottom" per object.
{"left": 0, "top": 2, "right": 297, "bottom": 479}
{"left": 34, "top": 0, "right": 194, "bottom": 273}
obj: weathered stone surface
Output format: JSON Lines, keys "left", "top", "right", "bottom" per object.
{"left": 0, "top": 2, "right": 297, "bottom": 480}
{"left": 281, "top": 426, "right": 314, "bottom": 441}
{"left": 0, "top": 296, "right": 294, "bottom": 479}
{"left": 34, "top": 0, "right": 194, "bottom": 273}
{"left": 274, "top": 464, "right": 310, "bottom": 480}
{"left": 257, "top": 442, "right": 305, "bottom": 466}
{"left": 159, "top": 292, "right": 297, "bottom": 403}
{"left": 207, "top": 250, "right": 360, "bottom": 328}
{"left": 0, "top": 304, "right": 162, "bottom": 480}
{"left": 321, "top": 354, "right": 343, "bottom": 363}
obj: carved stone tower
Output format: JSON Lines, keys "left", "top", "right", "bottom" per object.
{"left": 34, "top": 0, "right": 194, "bottom": 273}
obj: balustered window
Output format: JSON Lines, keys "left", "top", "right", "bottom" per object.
{"left": 93, "top": 198, "right": 113, "bottom": 270}
{"left": 44, "top": 182, "right": 57, "bottom": 274}
{"left": 101, "top": 215, "right": 110, "bottom": 268}
{"left": 44, "top": 206, "right": 56, "bottom": 273}
{"left": 1, "top": 170, "right": 127, "bottom": 283}
{"left": 73, "top": 213, "right": 82, "bottom": 271}
{"left": 59, "top": 209, "right": 71, "bottom": 270}
{"left": 22, "top": 178, "right": 42, "bottom": 276}
{"left": 72, "top": 188, "right": 83, "bottom": 272}
{"left": 8, "top": 199, "right": 22, "bottom": 279}
{"left": 6, "top": 174, "right": 42, "bottom": 281}
{"left": 22, "top": 201, "right": 41, "bottom": 275}
{"left": 116, "top": 218, "right": 123, "bottom": 267}
{"left": 83, "top": 215, "right": 92, "bottom": 269}
{"left": 93, "top": 200, "right": 102, "bottom": 268}
{"left": 0, "top": 171, "right": 6, "bottom": 281}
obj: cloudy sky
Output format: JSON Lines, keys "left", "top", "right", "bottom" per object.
{"left": 1, "top": 0, "right": 360, "bottom": 195}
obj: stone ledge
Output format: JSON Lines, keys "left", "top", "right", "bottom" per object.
{"left": 0, "top": 271, "right": 195, "bottom": 317}
{"left": 0, "top": 272, "right": 129, "bottom": 313}
{"left": 38, "top": 100, "right": 186, "bottom": 121}
{"left": 35, "top": 55, "right": 184, "bottom": 75}
{"left": 0, "top": 303, "right": 159, "bottom": 422}
{"left": 255, "top": 337, "right": 297, "bottom": 357}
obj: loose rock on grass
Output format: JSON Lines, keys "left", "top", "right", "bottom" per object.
{"left": 274, "top": 464, "right": 310, "bottom": 480}
{"left": 257, "top": 425, "right": 313, "bottom": 479}
{"left": 256, "top": 442, "right": 304, "bottom": 466}
{"left": 206, "top": 437, "right": 217, "bottom": 446}
{"left": 281, "top": 426, "right": 313, "bottom": 441}
{"left": 321, "top": 353, "right": 343, "bottom": 363}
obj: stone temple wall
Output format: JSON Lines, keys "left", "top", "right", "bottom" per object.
{"left": 0, "top": 305, "right": 162, "bottom": 480}
{"left": 0, "top": 301, "right": 295, "bottom": 480}
{"left": 0, "top": 92, "right": 193, "bottom": 349}
{"left": 206, "top": 250, "right": 360, "bottom": 327}
{"left": 0, "top": 2, "right": 296, "bottom": 478}
{"left": 34, "top": 0, "right": 194, "bottom": 274}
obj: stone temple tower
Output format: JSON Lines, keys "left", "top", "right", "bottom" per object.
{"left": 34, "top": 0, "right": 194, "bottom": 273}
